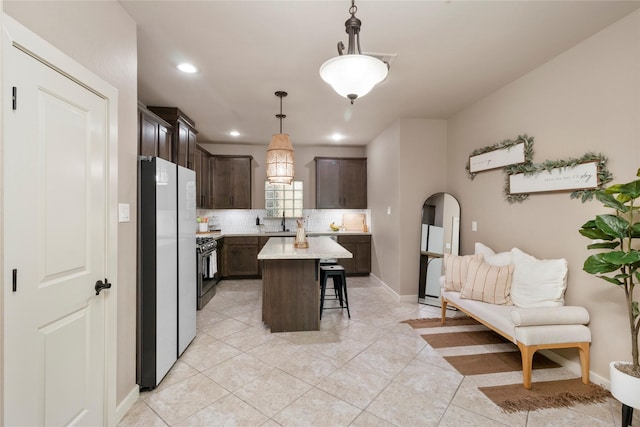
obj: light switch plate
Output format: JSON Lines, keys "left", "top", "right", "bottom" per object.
{"left": 118, "top": 203, "right": 130, "bottom": 223}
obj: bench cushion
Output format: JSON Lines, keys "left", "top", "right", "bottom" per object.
{"left": 442, "top": 289, "right": 592, "bottom": 346}
{"left": 510, "top": 306, "right": 589, "bottom": 327}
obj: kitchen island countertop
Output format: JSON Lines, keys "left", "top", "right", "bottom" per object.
{"left": 258, "top": 236, "right": 352, "bottom": 260}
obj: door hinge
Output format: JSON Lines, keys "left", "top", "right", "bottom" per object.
{"left": 12, "top": 269, "right": 17, "bottom": 292}
{"left": 12, "top": 86, "right": 17, "bottom": 110}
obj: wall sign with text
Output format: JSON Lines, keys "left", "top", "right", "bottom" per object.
{"left": 469, "top": 142, "right": 526, "bottom": 173}
{"left": 509, "top": 161, "right": 598, "bottom": 194}
{"left": 466, "top": 134, "right": 534, "bottom": 179}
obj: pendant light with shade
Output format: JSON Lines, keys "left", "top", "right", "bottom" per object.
{"left": 319, "top": 0, "right": 389, "bottom": 104}
{"left": 266, "top": 91, "right": 294, "bottom": 185}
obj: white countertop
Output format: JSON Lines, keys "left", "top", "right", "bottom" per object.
{"left": 257, "top": 236, "right": 353, "bottom": 260}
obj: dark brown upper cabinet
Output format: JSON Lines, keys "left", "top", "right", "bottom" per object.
{"left": 147, "top": 106, "right": 198, "bottom": 170}
{"left": 210, "top": 155, "right": 253, "bottom": 209}
{"left": 138, "top": 103, "right": 173, "bottom": 162}
{"left": 194, "top": 145, "right": 212, "bottom": 208}
{"left": 315, "top": 157, "right": 367, "bottom": 209}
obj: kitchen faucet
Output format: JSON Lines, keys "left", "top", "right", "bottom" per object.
{"left": 281, "top": 211, "right": 286, "bottom": 232}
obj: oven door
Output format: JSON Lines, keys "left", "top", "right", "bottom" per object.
{"left": 197, "top": 248, "right": 219, "bottom": 309}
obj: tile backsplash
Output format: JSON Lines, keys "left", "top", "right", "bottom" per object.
{"left": 196, "top": 209, "right": 371, "bottom": 234}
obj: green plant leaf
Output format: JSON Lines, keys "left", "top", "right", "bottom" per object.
{"left": 597, "top": 191, "right": 627, "bottom": 211}
{"left": 600, "top": 250, "right": 640, "bottom": 265}
{"left": 605, "top": 184, "right": 624, "bottom": 195}
{"left": 633, "top": 301, "right": 639, "bottom": 318}
{"left": 579, "top": 228, "right": 615, "bottom": 240}
{"left": 587, "top": 242, "right": 620, "bottom": 250}
{"left": 584, "top": 254, "right": 621, "bottom": 274}
{"left": 618, "top": 179, "right": 640, "bottom": 200}
{"left": 595, "top": 214, "right": 629, "bottom": 239}
{"left": 597, "top": 275, "right": 624, "bottom": 286}
{"left": 632, "top": 222, "right": 640, "bottom": 238}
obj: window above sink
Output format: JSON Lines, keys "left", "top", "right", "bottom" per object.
{"left": 265, "top": 180, "right": 303, "bottom": 218}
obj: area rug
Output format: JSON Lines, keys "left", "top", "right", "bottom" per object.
{"left": 402, "top": 317, "right": 610, "bottom": 413}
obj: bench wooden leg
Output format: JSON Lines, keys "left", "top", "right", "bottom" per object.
{"left": 518, "top": 343, "right": 536, "bottom": 390}
{"left": 577, "top": 342, "right": 590, "bottom": 384}
{"left": 441, "top": 298, "right": 447, "bottom": 325}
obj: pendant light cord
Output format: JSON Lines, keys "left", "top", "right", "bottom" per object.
{"left": 275, "top": 91, "right": 287, "bottom": 134}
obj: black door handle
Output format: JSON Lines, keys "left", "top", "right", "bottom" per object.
{"left": 95, "top": 278, "right": 111, "bottom": 295}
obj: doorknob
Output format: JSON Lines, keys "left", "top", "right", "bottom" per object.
{"left": 95, "top": 278, "right": 111, "bottom": 295}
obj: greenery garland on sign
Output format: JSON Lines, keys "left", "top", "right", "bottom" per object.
{"left": 503, "top": 152, "right": 612, "bottom": 204}
{"left": 466, "top": 134, "right": 535, "bottom": 180}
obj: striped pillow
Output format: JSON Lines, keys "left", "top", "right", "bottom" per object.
{"left": 460, "top": 258, "right": 514, "bottom": 305}
{"left": 443, "top": 254, "right": 483, "bottom": 291}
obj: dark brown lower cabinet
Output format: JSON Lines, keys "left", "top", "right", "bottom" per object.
{"left": 222, "top": 236, "right": 260, "bottom": 278}
{"left": 337, "top": 235, "right": 371, "bottom": 276}
{"left": 220, "top": 234, "right": 370, "bottom": 280}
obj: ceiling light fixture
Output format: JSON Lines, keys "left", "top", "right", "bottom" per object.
{"left": 266, "top": 91, "right": 294, "bottom": 185}
{"left": 177, "top": 63, "right": 198, "bottom": 73}
{"left": 229, "top": 130, "right": 240, "bottom": 137}
{"left": 319, "top": 0, "right": 389, "bottom": 104}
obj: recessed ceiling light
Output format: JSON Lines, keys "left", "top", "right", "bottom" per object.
{"left": 177, "top": 63, "right": 197, "bottom": 74}
{"left": 229, "top": 130, "right": 240, "bottom": 137}
{"left": 330, "top": 133, "right": 344, "bottom": 142}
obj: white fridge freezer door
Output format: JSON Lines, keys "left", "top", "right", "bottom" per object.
{"left": 155, "top": 158, "right": 178, "bottom": 383}
{"left": 177, "top": 165, "right": 196, "bottom": 356}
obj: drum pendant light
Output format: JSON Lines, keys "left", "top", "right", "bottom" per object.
{"left": 266, "top": 91, "right": 294, "bottom": 185}
{"left": 319, "top": 0, "right": 389, "bottom": 104}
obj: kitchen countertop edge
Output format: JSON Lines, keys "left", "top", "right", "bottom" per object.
{"left": 196, "top": 231, "right": 371, "bottom": 240}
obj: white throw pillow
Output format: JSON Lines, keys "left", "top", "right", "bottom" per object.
{"left": 460, "top": 258, "right": 514, "bottom": 305}
{"left": 474, "top": 242, "right": 513, "bottom": 266}
{"left": 443, "top": 253, "right": 482, "bottom": 292}
{"left": 510, "top": 248, "right": 568, "bottom": 308}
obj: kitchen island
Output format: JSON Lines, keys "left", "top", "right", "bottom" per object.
{"left": 258, "top": 236, "right": 352, "bottom": 332}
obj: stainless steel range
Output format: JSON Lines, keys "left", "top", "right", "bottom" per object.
{"left": 196, "top": 236, "right": 221, "bottom": 309}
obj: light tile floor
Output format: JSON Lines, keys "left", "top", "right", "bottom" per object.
{"left": 119, "top": 276, "right": 638, "bottom": 426}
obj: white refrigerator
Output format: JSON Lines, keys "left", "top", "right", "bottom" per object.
{"left": 137, "top": 156, "right": 196, "bottom": 390}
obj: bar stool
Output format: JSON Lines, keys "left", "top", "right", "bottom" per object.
{"left": 319, "top": 264, "right": 350, "bottom": 319}
{"left": 319, "top": 258, "right": 338, "bottom": 298}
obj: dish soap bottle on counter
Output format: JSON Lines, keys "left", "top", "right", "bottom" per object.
{"left": 256, "top": 215, "right": 260, "bottom": 226}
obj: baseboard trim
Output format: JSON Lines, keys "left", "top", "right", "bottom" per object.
{"left": 115, "top": 385, "right": 139, "bottom": 424}
{"left": 539, "top": 349, "right": 610, "bottom": 390}
{"left": 368, "top": 273, "right": 402, "bottom": 301}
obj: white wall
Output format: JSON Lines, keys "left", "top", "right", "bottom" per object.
{"left": 367, "top": 119, "right": 447, "bottom": 297}
{"left": 3, "top": 0, "right": 139, "bottom": 408}
{"left": 447, "top": 10, "right": 640, "bottom": 381}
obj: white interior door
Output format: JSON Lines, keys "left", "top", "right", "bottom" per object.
{"left": 3, "top": 26, "right": 111, "bottom": 426}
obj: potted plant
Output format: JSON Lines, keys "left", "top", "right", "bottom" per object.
{"left": 579, "top": 168, "right": 640, "bottom": 416}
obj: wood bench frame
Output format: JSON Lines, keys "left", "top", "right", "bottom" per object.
{"left": 441, "top": 296, "right": 590, "bottom": 390}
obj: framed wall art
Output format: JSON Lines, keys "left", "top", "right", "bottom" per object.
{"left": 509, "top": 161, "right": 598, "bottom": 194}
{"left": 504, "top": 153, "right": 612, "bottom": 203}
{"left": 466, "top": 134, "right": 534, "bottom": 179}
